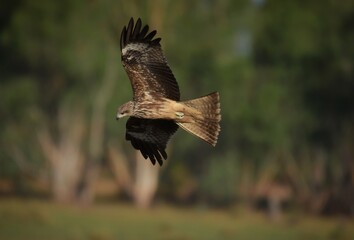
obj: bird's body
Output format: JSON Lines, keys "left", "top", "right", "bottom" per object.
{"left": 117, "top": 18, "right": 221, "bottom": 165}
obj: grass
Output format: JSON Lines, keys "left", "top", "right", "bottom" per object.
{"left": 0, "top": 199, "right": 353, "bottom": 240}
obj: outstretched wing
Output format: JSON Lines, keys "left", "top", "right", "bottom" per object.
{"left": 120, "top": 18, "right": 180, "bottom": 101}
{"left": 125, "top": 117, "right": 178, "bottom": 166}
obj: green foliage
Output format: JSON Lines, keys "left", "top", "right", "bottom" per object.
{"left": 1, "top": 0, "right": 353, "bottom": 210}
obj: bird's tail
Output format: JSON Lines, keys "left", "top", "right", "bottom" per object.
{"left": 177, "top": 92, "right": 221, "bottom": 146}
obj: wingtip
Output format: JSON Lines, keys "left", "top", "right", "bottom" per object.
{"left": 120, "top": 17, "right": 161, "bottom": 50}
{"left": 150, "top": 158, "right": 156, "bottom": 165}
{"left": 128, "top": 17, "right": 134, "bottom": 27}
{"left": 120, "top": 26, "right": 126, "bottom": 50}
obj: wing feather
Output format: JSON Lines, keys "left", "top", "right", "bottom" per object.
{"left": 125, "top": 18, "right": 134, "bottom": 44}
{"left": 132, "top": 18, "right": 142, "bottom": 39}
{"left": 120, "top": 18, "right": 180, "bottom": 101}
{"left": 125, "top": 117, "right": 178, "bottom": 166}
{"left": 120, "top": 26, "right": 126, "bottom": 51}
{"left": 138, "top": 25, "right": 149, "bottom": 39}
{"left": 145, "top": 30, "right": 157, "bottom": 42}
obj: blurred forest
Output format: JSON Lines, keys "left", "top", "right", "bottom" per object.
{"left": 0, "top": 0, "right": 353, "bottom": 218}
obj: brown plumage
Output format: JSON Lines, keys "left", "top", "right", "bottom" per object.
{"left": 117, "top": 18, "right": 221, "bottom": 166}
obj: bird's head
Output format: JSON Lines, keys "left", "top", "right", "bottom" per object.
{"left": 116, "top": 101, "right": 134, "bottom": 120}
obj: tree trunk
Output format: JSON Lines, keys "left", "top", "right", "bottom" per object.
{"left": 107, "top": 143, "right": 133, "bottom": 196}
{"left": 133, "top": 151, "right": 160, "bottom": 208}
{"left": 38, "top": 104, "right": 85, "bottom": 203}
{"left": 108, "top": 143, "right": 160, "bottom": 208}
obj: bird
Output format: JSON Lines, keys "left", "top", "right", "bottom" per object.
{"left": 117, "top": 17, "right": 221, "bottom": 166}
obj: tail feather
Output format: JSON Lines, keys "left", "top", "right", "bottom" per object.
{"left": 177, "top": 92, "right": 221, "bottom": 146}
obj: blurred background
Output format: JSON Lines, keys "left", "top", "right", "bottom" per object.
{"left": 0, "top": 0, "right": 354, "bottom": 239}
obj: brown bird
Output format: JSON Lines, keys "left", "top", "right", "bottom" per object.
{"left": 117, "top": 18, "right": 221, "bottom": 165}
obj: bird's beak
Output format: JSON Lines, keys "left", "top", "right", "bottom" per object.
{"left": 116, "top": 113, "right": 124, "bottom": 120}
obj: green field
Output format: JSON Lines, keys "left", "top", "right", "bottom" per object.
{"left": 0, "top": 199, "right": 353, "bottom": 240}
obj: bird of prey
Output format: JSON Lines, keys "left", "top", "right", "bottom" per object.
{"left": 117, "top": 17, "right": 221, "bottom": 166}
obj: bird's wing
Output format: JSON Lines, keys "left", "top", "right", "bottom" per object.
{"left": 125, "top": 117, "right": 178, "bottom": 166}
{"left": 120, "top": 18, "right": 180, "bottom": 101}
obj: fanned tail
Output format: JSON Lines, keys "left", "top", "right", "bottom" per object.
{"left": 177, "top": 92, "right": 221, "bottom": 146}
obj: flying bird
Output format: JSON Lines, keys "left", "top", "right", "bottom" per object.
{"left": 117, "top": 18, "right": 221, "bottom": 166}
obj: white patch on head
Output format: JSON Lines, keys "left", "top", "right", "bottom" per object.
{"left": 122, "top": 43, "right": 148, "bottom": 56}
